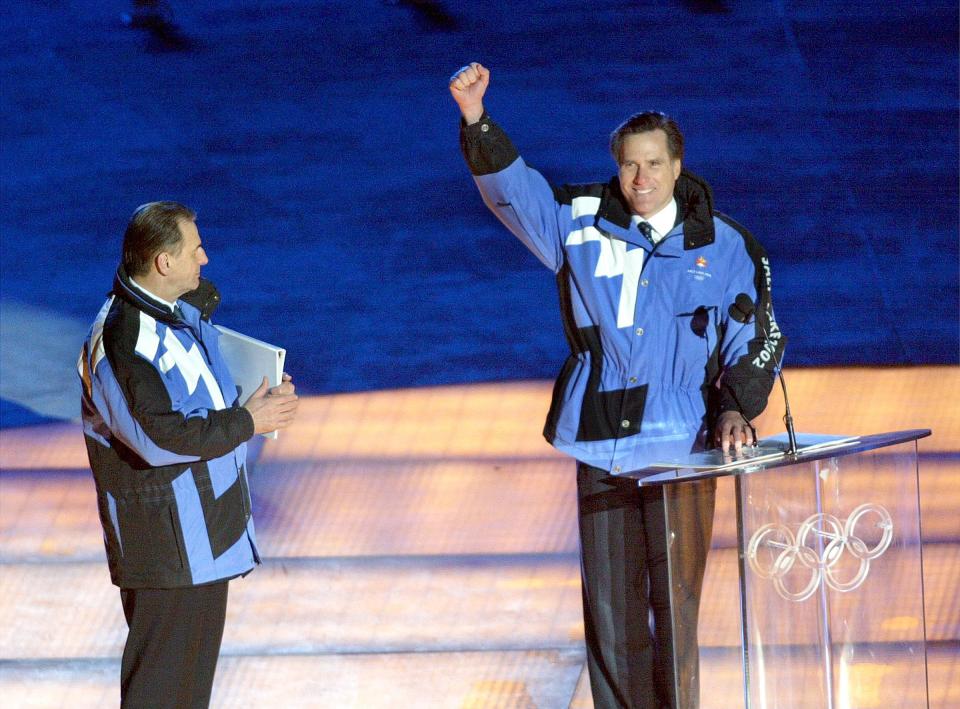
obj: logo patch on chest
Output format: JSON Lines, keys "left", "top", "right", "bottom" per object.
{"left": 687, "top": 255, "right": 712, "bottom": 282}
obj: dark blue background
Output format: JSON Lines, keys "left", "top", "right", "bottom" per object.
{"left": 1, "top": 1, "right": 957, "bottom": 404}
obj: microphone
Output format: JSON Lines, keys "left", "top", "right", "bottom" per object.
{"left": 728, "top": 293, "right": 755, "bottom": 325}
{"left": 728, "top": 293, "right": 798, "bottom": 456}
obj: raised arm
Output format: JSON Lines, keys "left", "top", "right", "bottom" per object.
{"left": 449, "top": 62, "right": 566, "bottom": 272}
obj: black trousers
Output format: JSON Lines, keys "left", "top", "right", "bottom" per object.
{"left": 119, "top": 581, "right": 229, "bottom": 709}
{"left": 577, "top": 463, "right": 716, "bottom": 709}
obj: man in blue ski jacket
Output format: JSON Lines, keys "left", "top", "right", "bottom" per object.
{"left": 450, "top": 63, "right": 784, "bottom": 708}
{"left": 78, "top": 201, "right": 299, "bottom": 708}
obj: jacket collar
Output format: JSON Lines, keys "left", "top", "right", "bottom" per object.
{"left": 113, "top": 266, "right": 221, "bottom": 324}
{"left": 181, "top": 278, "right": 221, "bottom": 321}
{"left": 595, "top": 169, "right": 716, "bottom": 250}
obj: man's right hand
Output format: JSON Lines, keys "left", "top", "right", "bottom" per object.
{"left": 243, "top": 376, "right": 299, "bottom": 435}
{"left": 449, "top": 62, "right": 489, "bottom": 125}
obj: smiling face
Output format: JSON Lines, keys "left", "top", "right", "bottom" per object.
{"left": 617, "top": 129, "right": 682, "bottom": 218}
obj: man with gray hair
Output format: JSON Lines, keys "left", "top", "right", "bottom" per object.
{"left": 79, "top": 201, "right": 298, "bottom": 707}
{"left": 450, "top": 63, "right": 784, "bottom": 708}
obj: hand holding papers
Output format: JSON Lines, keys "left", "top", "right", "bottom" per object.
{"left": 215, "top": 325, "right": 296, "bottom": 439}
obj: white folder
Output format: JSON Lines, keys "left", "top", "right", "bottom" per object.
{"left": 214, "top": 324, "right": 286, "bottom": 439}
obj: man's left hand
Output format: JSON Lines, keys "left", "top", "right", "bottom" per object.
{"left": 714, "top": 411, "right": 755, "bottom": 453}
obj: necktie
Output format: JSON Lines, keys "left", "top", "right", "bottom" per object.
{"left": 173, "top": 304, "right": 185, "bottom": 321}
{"left": 638, "top": 221, "right": 655, "bottom": 243}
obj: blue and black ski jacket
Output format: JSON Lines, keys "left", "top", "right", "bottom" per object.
{"left": 79, "top": 268, "right": 259, "bottom": 588}
{"left": 461, "top": 114, "right": 785, "bottom": 474}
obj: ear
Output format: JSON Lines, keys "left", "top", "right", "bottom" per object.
{"left": 672, "top": 159, "right": 682, "bottom": 180}
{"left": 155, "top": 251, "right": 172, "bottom": 276}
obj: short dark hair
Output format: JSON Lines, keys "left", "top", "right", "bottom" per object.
{"left": 609, "top": 111, "right": 684, "bottom": 164}
{"left": 121, "top": 201, "right": 196, "bottom": 277}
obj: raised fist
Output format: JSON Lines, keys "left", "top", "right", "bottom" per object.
{"left": 448, "top": 62, "right": 489, "bottom": 124}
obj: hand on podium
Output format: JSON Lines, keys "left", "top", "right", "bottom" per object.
{"left": 714, "top": 410, "right": 756, "bottom": 453}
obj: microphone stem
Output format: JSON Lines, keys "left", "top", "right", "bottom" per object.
{"left": 733, "top": 295, "right": 797, "bottom": 455}
{"left": 778, "top": 368, "right": 798, "bottom": 455}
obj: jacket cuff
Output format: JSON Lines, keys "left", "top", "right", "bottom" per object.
{"left": 717, "top": 372, "right": 773, "bottom": 422}
{"left": 459, "top": 112, "right": 520, "bottom": 176}
{"left": 718, "top": 388, "right": 747, "bottom": 416}
{"left": 236, "top": 405, "right": 256, "bottom": 442}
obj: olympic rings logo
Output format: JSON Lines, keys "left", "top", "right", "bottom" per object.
{"left": 746, "top": 504, "right": 893, "bottom": 602}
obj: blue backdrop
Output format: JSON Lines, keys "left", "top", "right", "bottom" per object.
{"left": 1, "top": 1, "right": 956, "bottom": 424}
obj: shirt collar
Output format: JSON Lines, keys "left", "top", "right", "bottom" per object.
{"left": 632, "top": 197, "right": 678, "bottom": 243}
{"left": 128, "top": 277, "right": 177, "bottom": 312}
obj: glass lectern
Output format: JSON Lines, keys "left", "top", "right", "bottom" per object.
{"left": 624, "top": 430, "right": 932, "bottom": 709}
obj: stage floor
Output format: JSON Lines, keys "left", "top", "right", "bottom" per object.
{"left": 1, "top": 367, "right": 957, "bottom": 707}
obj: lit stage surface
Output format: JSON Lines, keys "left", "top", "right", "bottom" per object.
{"left": 0, "top": 367, "right": 957, "bottom": 707}
{"left": 1, "top": 0, "right": 956, "bottom": 705}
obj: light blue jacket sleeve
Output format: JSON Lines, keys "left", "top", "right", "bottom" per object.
{"left": 461, "top": 115, "right": 566, "bottom": 273}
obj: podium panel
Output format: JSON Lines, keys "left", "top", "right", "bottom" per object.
{"left": 650, "top": 432, "right": 930, "bottom": 709}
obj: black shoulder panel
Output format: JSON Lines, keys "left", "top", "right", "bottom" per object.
{"left": 553, "top": 180, "right": 606, "bottom": 207}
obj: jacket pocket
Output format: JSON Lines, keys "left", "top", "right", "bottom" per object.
{"left": 116, "top": 494, "right": 186, "bottom": 577}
